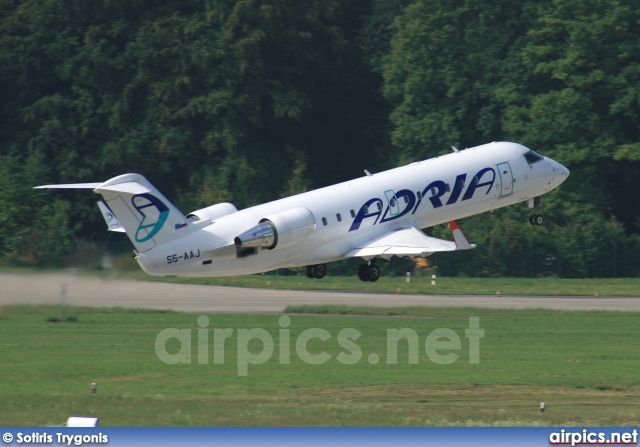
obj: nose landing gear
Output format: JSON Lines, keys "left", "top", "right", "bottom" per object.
{"left": 529, "top": 197, "right": 544, "bottom": 226}
{"left": 530, "top": 214, "right": 544, "bottom": 226}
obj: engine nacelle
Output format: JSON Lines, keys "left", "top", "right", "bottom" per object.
{"left": 234, "top": 207, "right": 316, "bottom": 250}
{"left": 187, "top": 202, "right": 238, "bottom": 222}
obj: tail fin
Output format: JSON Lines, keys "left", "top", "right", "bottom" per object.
{"left": 36, "top": 173, "right": 194, "bottom": 252}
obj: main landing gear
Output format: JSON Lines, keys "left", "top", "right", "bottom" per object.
{"left": 305, "top": 264, "right": 327, "bottom": 279}
{"left": 358, "top": 262, "right": 380, "bottom": 282}
{"left": 529, "top": 196, "right": 544, "bottom": 226}
{"left": 306, "top": 262, "right": 381, "bottom": 282}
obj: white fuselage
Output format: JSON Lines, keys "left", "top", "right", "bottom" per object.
{"left": 136, "top": 142, "right": 569, "bottom": 276}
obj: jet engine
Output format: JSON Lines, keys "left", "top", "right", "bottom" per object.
{"left": 234, "top": 207, "right": 316, "bottom": 250}
{"left": 186, "top": 202, "right": 238, "bottom": 222}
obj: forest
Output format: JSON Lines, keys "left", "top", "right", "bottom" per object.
{"left": 1, "top": 0, "right": 639, "bottom": 277}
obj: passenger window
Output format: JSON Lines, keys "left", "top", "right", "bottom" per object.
{"left": 377, "top": 202, "right": 382, "bottom": 211}
{"left": 417, "top": 191, "right": 422, "bottom": 200}
{"left": 446, "top": 183, "right": 451, "bottom": 192}
{"left": 390, "top": 198, "right": 396, "bottom": 207}
{"left": 403, "top": 195, "right": 409, "bottom": 204}
{"left": 322, "top": 217, "right": 328, "bottom": 226}
{"left": 350, "top": 209, "right": 355, "bottom": 218}
{"left": 336, "top": 213, "right": 342, "bottom": 222}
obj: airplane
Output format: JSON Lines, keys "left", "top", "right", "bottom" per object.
{"left": 35, "top": 141, "right": 569, "bottom": 282}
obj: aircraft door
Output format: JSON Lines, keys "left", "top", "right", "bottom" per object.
{"left": 384, "top": 190, "right": 400, "bottom": 216}
{"left": 497, "top": 162, "right": 514, "bottom": 197}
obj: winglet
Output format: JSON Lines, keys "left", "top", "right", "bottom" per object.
{"left": 449, "top": 220, "right": 475, "bottom": 250}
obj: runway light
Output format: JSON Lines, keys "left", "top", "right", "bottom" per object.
{"left": 431, "top": 274, "right": 436, "bottom": 285}
{"left": 406, "top": 272, "right": 411, "bottom": 283}
{"left": 91, "top": 382, "right": 97, "bottom": 397}
{"left": 540, "top": 402, "right": 545, "bottom": 413}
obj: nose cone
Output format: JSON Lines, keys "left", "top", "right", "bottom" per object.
{"left": 557, "top": 161, "right": 570, "bottom": 182}
{"left": 548, "top": 158, "right": 570, "bottom": 188}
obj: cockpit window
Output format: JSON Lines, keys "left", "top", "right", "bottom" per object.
{"left": 524, "top": 150, "right": 544, "bottom": 165}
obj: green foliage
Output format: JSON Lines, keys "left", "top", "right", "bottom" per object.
{"left": 381, "top": 0, "right": 640, "bottom": 276}
{"left": 0, "top": 0, "right": 384, "bottom": 209}
{"left": 382, "top": 0, "right": 535, "bottom": 162}
{"left": 0, "top": 0, "right": 638, "bottom": 276}
{"left": 0, "top": 154, "right": 73, "bottom": 265}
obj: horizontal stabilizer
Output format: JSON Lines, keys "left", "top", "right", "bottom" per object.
{"left": 34, "top": 182, "right": 102, "bottom": 189}
{"left": 95, "top": 182, "right": 151, "bottom": 195}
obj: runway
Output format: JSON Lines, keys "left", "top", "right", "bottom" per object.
{"left": 1, "top": 272, "right": 639, "bottom": 313}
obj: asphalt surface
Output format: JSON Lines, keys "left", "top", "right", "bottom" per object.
{"left": 1, "top": 272, "right": 639, "bottom": 313}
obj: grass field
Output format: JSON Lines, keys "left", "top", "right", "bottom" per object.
{"left": 1, "top": 304, "right": 639, "bottom": 426}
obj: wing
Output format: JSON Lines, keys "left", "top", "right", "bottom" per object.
{"left": 346, "top": 221, "right": 475, "bottom": 260}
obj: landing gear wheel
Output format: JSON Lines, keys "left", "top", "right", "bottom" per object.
{"left": 529, "top": 197, "right": 544, "bottom": 225}
{"left": 367, "top": 264, "right": 381, "bottom": 282}
{"left": 314, "top": 264, "right": 327, "bottom": 279}
{"left": 357, "top": 264, "right": 381, "bottom": 282}
{"left": 530, "top": 214, "right": 544, "bottom": 226}
{"left": 305, "top": 265, "right": 315, "bottom": 279}
{"left": 358, "top": 264, "right": 369, "bottom": 282}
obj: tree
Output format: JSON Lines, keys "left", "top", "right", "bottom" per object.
{"left": 0, "top": 0, "right": 389, "bottom": 261}
{"left": 382, "top": 0, "right": 535, "bottom": 163}
{"left": 381, "top": 0, "right": 640, "bottom": 276}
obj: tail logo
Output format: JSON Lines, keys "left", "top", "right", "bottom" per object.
{"left": 132, "top": 194, "right": 169, "bottom": 243}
